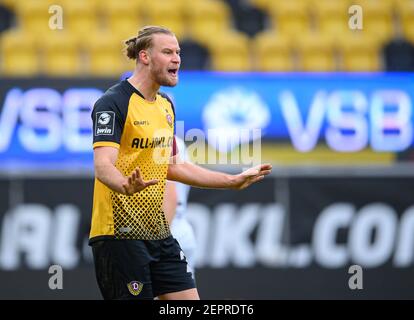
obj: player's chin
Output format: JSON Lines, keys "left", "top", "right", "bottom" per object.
{"left": 162, "top": 77, "right": 179, "bottom": 87}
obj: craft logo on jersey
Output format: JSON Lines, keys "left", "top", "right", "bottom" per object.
{"left": 127, "top": 281, "right": 144, "bottom": 296}
{"left": 166, "top": 113, "right": 173, "bottom": 128}
{"left": 95, "top": 111, "right": 115, "bottom": 136}
{"left": 134, "top": 120, "right": 150, "bottom": 126}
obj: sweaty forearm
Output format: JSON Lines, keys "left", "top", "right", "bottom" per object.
{"left": 95, "top": 162, "right": 127, "bottom": 195}
{"left": 168, "top": 161, "right": 236, "bottom": 189}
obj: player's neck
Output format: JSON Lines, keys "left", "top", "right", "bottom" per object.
{"left": 127, "top": 71, "right": 160, "bottom": 102}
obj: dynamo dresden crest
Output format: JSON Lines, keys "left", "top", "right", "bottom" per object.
{"left": 127, "top": 281, "right": 144, "bottom": 296}
{"left": 166, "top": 114, "right": 173, "bottom": 128}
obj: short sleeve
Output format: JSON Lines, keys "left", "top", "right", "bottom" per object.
{"left": 91, "top": 95, "right": 125, "bottom": 149}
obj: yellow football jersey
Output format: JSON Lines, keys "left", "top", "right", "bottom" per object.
{"left": 89, "top": 80, "right": 176, "bottom": 242}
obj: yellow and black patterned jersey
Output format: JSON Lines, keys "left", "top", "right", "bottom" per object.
{"left": 89, "top": 80, "right": 176, "bottom": 243}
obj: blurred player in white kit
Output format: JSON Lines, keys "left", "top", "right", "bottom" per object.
{"left": 163, "top": 136, "right": 196, "bottom": 276}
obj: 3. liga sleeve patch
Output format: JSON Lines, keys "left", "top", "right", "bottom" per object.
{"left": 95, "top": 111, "right": 115, "bottom": 136}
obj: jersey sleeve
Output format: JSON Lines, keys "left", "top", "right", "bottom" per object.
{"left": 91, "top": 95, "right": 125, "bottom": 149}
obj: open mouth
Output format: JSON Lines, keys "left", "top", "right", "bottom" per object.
{"left": 168, "top": 68, "right": 178, "bottom": 77}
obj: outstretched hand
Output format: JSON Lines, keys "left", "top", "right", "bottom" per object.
{"left": 232, "top": 163, "right": 272, "bottom": 190}
{"left": 122, "top": 167, "right": 158, "bottom": 196}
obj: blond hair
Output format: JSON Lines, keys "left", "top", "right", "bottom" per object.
{"left": 125, "top": 26, "right": 174, "bottom": 60}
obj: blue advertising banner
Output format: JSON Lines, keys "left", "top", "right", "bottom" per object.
{"left": 165, "top": 72, "right": 414, "bottom": 153}
{"left": 0, "top": 73, "right": 413, "bottom": 169}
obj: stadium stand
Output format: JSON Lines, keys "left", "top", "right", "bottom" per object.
{"left": 296, "top": 32, "right": 336, "bottom": 72}
{"left": 209, "top": 31, "right": 251, "bottom": 71}
{"left": 0, "top": 0, "right": 413, "bottom": 75}
{"left": 0, "top": 29, "right": 39, "bottom": 76}
{"left": 253, "top": 31, "right": 294, "bottom": 71}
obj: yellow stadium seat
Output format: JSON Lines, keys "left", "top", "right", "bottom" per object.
{"left": 365, "top": 20, "right": 394, "bottom": 45}
{"left": 145, "top": 0, "right": 186, "bottom": 39}
{"left": 209, "top": 32, "right": 251, "bottom": 71}
{"left": 395, "top": 0, "right": 414, "bottom": 14}
{"left": 396, "top": 0, "right": 414, "bottom": 14}
{"left": 351, "top": 0, "right": 394, "bottom": 14}
{"left": 42, "top": 32, "right": 82, "bottom": 76}
{"left": 15, "top": 0, "right": 54, "bottom": 37}
{"left": 86, "top": 34, "right": 130, "bottom": 77}
{"left": 101, "top": 24, "right": 147, "bottom": 49}
{"left": 268, "top": 1, "right": 311, "bottom": 36}
{"left": 380, "top": 0, "right": 400, "bottom": 8}
{"left": 186, "top": 0, "right": 231, "bottom": 45}
{"left": 351, "top": 0, "right": 394, "bottom": 37}
{"left": 253, "top": 31, "right": 294, "bottom": 71}
{"left": 402, "top": 21, "right": 414, "bottom": 43}
{"left": 396, "top": 0, "right": 414, "bottom": 39}
{"left": 338, "top": 33, "right": 382, "bottom": 71}
{"left": 296, "top": 33, "right": 336, "bottom": 71}
{"left": 110, "top": 29, "right": 142, "bottom": 47}
{"left": 100, "top": 0, "right": 142, "bottom": 34}
{"left": 0, "top": 31, "right": 40, "bottom": 76}
{"left": 61, "top": 0, "right": 99, "bottom": 36}
{"left": 333, "top": 24, "right": 391, "bottom": 50}
{"left": 312, "top": 0, "right": 350, "bottom": 37}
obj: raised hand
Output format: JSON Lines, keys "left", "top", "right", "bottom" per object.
{"left": 232, "top": 163, "right": 272, "bottom": 190}
{"left": 122, "top": 166, "right": 158, "bottom": 196}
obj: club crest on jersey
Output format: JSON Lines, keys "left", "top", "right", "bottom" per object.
{"left": 166, "top": 114, "right": 173, "bottom": 128}
{"left": 127, "top": 281, "right": 144, "bottom": 296}
{"left": 95, "top": 111, "right": 115, "bottom": 136}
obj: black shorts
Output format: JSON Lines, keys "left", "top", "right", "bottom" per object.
{"left": 91, "top": 235, "right": 196, "bottom": 300}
